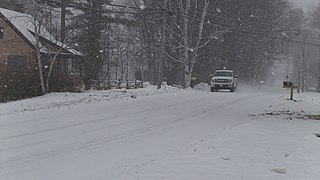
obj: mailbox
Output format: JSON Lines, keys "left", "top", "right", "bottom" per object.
{"left": 283, "top": 81, "right": 293, "bottom": 87}
{"left": 282, "top": 81, "right": 296, "bottom": 100}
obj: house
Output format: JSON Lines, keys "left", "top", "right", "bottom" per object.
{"left": 0, "top": 7, "right": 82, "bottom": 101}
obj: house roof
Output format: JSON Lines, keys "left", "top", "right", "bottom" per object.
{"left": 0, "top": 7, "right": 82, "bottom": 56}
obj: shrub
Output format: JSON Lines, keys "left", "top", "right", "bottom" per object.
{"left": 49, "top": 71, "right": 83, "bottom": 92}
{"left": 0, "top": 68, "right": 41, "bottom": 102}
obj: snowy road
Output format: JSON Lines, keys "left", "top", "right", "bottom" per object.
{"left": 0, "top": 88, "right": 319, "bottom": 179}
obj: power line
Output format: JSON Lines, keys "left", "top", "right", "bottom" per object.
{"left": 179, "top": 5, "right": 300, "bottom": 30}
{"left": 75, "top": 0, "right": 160, "bottom": 10}
{"left": 134, "top": 10, "right": 320, "bottom": 47}
{"left": 40, "top": 0, "right": 301, "bottom": 40}
{"left": 44, "top": 0, "right": 302, "bottom": 36}
{"left": 43, "top": 0, "right": 299, "bottom": 35}
{"left": 46, "top": 0, "right": 162, "bottom": 14}
{"left": 172, "top": 7, "right": 302, "bottom": 39}
{"left": 178, "top": 13, "right": 271, "bottom": 36}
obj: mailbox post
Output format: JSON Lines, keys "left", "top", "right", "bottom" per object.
{"left": 283, "top": 81, "right": 297, "bottom": 100}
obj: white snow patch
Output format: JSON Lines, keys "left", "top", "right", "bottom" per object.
{"left": 193, "top": 83, "right": 210, "bottom": 91}
{"left": 0, "top": 85, "right": 181, "bottom": 116}
{"left": 1, "top": 86, "right": 320, "bottom": 180}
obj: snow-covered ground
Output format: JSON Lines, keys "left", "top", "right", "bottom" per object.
{"left": 0, "top": 84, "right": 181, "bottom": 116}
{"left": 0, "top": 84, "right": 319, "bottom": 180}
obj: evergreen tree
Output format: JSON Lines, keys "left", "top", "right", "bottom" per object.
{"left": 71, "top": 0, "right": 111, "bottom": 88}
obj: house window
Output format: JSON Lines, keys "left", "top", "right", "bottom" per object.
{"left": 7, "top": 55, "right": 27, "bottom": 67}
{"left": 0, "top": 27, "right": 3, "bottom": 39}
{"left": 60, "top": 58, "right": 67, "bottom": 72}
{"left": 68, "top": 58, "right": 73, "bottom": 72}
{"left": 60, "top": 58, "right": 74, "bottom": 73}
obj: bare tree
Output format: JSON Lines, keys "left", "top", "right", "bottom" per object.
{"left": 26, "top": 0, "right": 47, "bottom": 94}
{"left": 25, "top": 0, "right": 78, "bottom": 93}
{"left": 308, "top": 3, "right": 320, "bottom": 92}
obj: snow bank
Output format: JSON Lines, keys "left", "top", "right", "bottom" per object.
{"left": 193, "top": 83, "right": 210, "bottom": 91}
{"left": 291, "top": 92, "right": 320, "bottom": 104}
{"left": 1, "top": 85, "right": 319, "bottom": 180}
{"left": 119, "top": 113, "right": 320, "bottom": 180}
{"left": 0, "top": 85, "right": 181, "bottom": 116}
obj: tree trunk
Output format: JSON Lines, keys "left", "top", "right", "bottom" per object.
{"left": 317, "top": 60, "right": 320, "bottom": 92}
{"left": 181, "top": 0, "right": 190, "bottom": 88}
{"left": 36, "top": 50, "right": 46, "bottom": 94}
{"left": 184, "top": 64, "right": 192, "bottom": 88}
{"left": 318, "top": 68, "right": 320, "bottom": 93}
{"left": 33, "top": 12, "right": 46, "bottom": 94}
{"left": 187, "top": 0, "right": 209, "bottom": 87}
{"left": 157, "top": 0, "right": 168, "bottom": 89}
{"left": 182, "top": 0, "right": 209, "bottom": 88}
{"left": 317, "top": 79, "right": 320, "bottom": 92}
{"left": 46, "top": 48, "right": 63, "bottom": 92}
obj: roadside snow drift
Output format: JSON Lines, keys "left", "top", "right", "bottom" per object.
{"left": 0, "top": 85, "right": 319, "bottom": 180}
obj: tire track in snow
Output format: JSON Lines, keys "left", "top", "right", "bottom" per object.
{"left": 0, "top": 95, "right": 218, "bottom": 152}
{"left": 0, "top": 93, "right": 247, "bottom": 169}
{"left": 0, "top": 94, "right": 216, "bottom": 141}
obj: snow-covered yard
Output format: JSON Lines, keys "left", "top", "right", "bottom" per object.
{"left": 0, "top": 84, "right": 181, "bottom": 116}
{"left": 120, "top": 111, "right": 320, "bottom": 180}
{"left": 0, "top": 85, "right": 319, "bottom": 180}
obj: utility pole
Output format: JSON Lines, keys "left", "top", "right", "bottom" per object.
{"left": 301, "top": 37, "right": 306, "bottom": 93}
{"left": 318, "top": 33, "right": 320, "bottom": 92}
{"left": 157, "top": 0, "right": 168, "bottom": 89}
{"left": 107, "top": 22, "right": 111, "bottom": 88}
{"left": 60, "top": 0, "right": 66, "bottom": 42}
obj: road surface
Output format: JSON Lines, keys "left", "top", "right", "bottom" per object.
{"left": 0, "top": 88, "right": 287, "bottom": 180}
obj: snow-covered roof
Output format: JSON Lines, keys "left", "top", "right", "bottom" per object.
{"left": 0, "top": 7, "right": 81, "bottom": 56}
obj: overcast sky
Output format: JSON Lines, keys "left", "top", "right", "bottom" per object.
{"left": 290, "top": 0, "right": 319, "bottom": 10}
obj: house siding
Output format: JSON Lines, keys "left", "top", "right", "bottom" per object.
{"left": 0, "top": 17, "right": 40, "bottom": 101}
{"left": 0, "top": 9, "right": 82, "bottom": 101}
{"left": 0, "top": 17, "right": 36, "bottom": 72}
